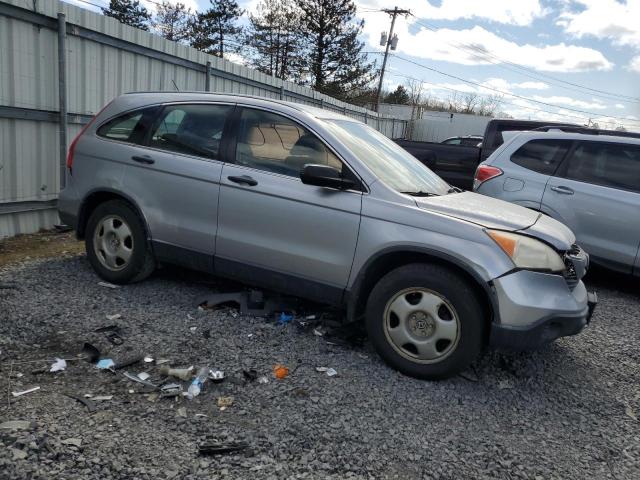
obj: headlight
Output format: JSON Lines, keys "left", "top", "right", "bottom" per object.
{"left": 486, "top": 230, "right": 565, "bottom": 272}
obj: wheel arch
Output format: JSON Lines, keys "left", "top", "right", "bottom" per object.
{"left": 77, "top": 189, "right": 151, "bottom": 241}
{"left": 346, "top": 247, "right": 498, "bottom": 328}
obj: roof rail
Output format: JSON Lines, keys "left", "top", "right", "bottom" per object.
{"left": 531, "top": 125, "right": 597, "bottom": 134}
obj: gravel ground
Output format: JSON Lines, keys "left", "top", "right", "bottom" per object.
{"left": 0, "top": 251, "right": 639, "bottom": 480}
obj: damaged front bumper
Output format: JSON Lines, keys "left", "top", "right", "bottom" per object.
{"left": 489, "top": 268, "right": 597, "bottom": 350}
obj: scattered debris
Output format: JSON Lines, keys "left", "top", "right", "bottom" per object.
{"left": 11, "top": 386, "right": 40, "bottom": 397}
{"left": 144, "top": 356, "right": 154, "bottom": 363}
{"left": 257, "top": 376, "right": 269, "bottom": 384}
{"left": 113, "top": 354, "right": 143, "bottom": 370}
{"left": 0, "top": 420, "right": 32, "bottom": 431}
{"left": 209, "top": 370, "right": 225, "bottom": 383}
{"left": 96, "top": 359, "right": 115, "bottom": 370}
{"left": 196, "top": 290, "right": 298, "bottom": 317}
{"left": 137, "top": 372, "right": 150, "bottom": 381}
{"left": 198, "top": 441, "right": 249, "bottom": 456}
{"left": 159, "top": 365, "right": 194, "bottom": 381}
{"left": 313, "top": 328, "right": 324, "bottom": 337}
{"left": 243, "top": 369, "right": 258, "bottom": 382}
{"left": 64, "top": 393, "right": 97, "bottom": 412}
{"left": 95, "top": 324, "right": 124, "bottom": 345}
{"left": 61, "top": 438, "right": 82, "bottom": 447}
{"left": 91, "top": 395, "right": 113, "bottom": 401}
{"left": 81, "top": 343, "right": 101, "bottom": 363}
{"left": 273, "top": 364, "right": 289, "bottom": 380}
{"left": 160, "top": 383, "right": 183, "bottom": 398}
{"left": 156, "top": 359, "right": 171, "bottom": 365}
{"left": 498, "top": 379, "right": 514, "bottom": 390}
{"left": 189, "top": 326, "right": 197, "bottom": 333}
{"left": 187, "top": 367, "right": 210, "bottom": 399}
{"left": 98, "top": 281, "right": 119, "bottom": 289}
{"left": 625, "top": 404, "right": 637, "bottom": 421}
{"left": 49, "top": 358, "right": 67, "bottom": 373}
{"left": 217, "top": 396, "right": 234, "bottom": 408}
{"left": 123, "top": 371, "right": 158, "bottom": 389}
{"left": 105, "top": 313, "right": 122, "bottom": 321}
{"left": 315, "top": 367, "right": 338, "bottom": 377}
{"left": 195, "top": 413, "right": 207, "bottom": 418}
{"left": 278, "top": 312, "right": 294, "bottom": 325}
{"left": 176, "top": 407, "right": 187, "bottom": 418}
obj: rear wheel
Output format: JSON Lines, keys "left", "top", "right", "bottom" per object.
{"left": 85, "top": 200, "right": 155, "bottom": 284}
{"left": 365, "top": 263, "right": 485, "bottom": 379}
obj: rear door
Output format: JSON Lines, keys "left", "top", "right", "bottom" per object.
{"left": 543, "top": 140, "right": 640, "bottom": 272}
{"left": 214, "top": 107, "right": 363, "bottom": 304}
{"left": 122, "top": 102, "right": 234, "bottom": 271}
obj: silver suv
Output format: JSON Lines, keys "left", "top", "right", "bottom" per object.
{"left": 58, "top": 93, "right": 597, "bottom": 379}
{"left": 474, "top": 130, "right": 640, "bottom": 276}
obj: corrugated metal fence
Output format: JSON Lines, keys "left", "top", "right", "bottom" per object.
{"left": 0, "top": 0, "right": 407, "bottom": 238}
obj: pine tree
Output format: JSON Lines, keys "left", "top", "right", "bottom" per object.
{"left": 190, "top": 0, "right": 243, "bottom": 58}
{"left": 152, "top": 1, "right": 192, "bottom": 43}
{"left": 246, "top": 0, "right": 302, "bottom": 80}
{"left": 102, "top": 0, "right": 151, "bottom": 31}
{"left": 297, "top": 0, "right": 376, "bottom": 100}
{"left": 385, "top": 85, "right": 410, "bottom": 105}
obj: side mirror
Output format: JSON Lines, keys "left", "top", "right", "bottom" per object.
{"left": 300, "top": 164, "right": 356, "bottom": 190}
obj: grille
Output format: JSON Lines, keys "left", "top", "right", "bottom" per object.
{"left": 563, "top": 244, "right": 581, "bottom": 291}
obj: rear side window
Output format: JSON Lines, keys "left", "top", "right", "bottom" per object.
{"left": 510, "top": 139, "right": 571, "bottom": 175}
{"left": 148, "top": 104, "right": 232, "bottom": 160}
{"left": 563, "top": 141, "right": 640, "bottom": 192}
{"left": 97, "top": 111, "right": 147, "bottom": 143}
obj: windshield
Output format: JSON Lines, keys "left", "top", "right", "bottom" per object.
{"left": 323, "top": 119, "right": 450, "bottom": 195}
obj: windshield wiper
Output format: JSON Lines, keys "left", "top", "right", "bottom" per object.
{"left": 401, "top": 191, "right": 440, "bottom": 197}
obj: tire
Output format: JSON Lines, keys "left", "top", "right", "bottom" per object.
{"left": 85, "top": 200, "right": 155, "bottom": 284}
{"left": 365, "top": 263, "right": 485, "bottom": 380}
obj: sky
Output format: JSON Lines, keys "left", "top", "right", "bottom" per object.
{"left": 67, "top": 0, "right": 640, "bottom": 131}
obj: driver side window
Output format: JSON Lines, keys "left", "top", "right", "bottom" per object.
{"left": 235, "top": 108, "right": 343, "bottom": 177}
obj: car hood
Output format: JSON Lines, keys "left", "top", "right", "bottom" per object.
{"left": 414, "top": 192, "right": 574, "bottom": 250}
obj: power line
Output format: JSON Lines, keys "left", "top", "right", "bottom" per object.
{"left": 378, "top": 52, "right": 640, "bottom": 126}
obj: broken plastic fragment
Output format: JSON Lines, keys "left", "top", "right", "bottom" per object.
{"left": 257, "top": 376, "right": 269, "bottom": 384}
{"left": 326, "top": 368, "right": 338, "bottom": 377}
{"left": 96, "top": 359, "right": 115, "bottom": 370}
{"left": 273, "top": 364, "right": 289, "bottom": 380}
{"left": 208, "top": 370, "right": 225, "bottom": 383}
{"left": 277, "top": 312, "right": 294, "bottom": 325}
{"left": 137, "top": 372, "right": 150, "bottom": 381}
{"left": 11, "top": 386, "right": 40, "bottom": 397}
{"left": 98, "top": 281, "right": 119, "bottom": 289}
{"left": 217, "top": 396, "right": 234, "bottom": 408}
{"left": 106, "top": 313, "right": 122, "bottom": 321}
{"left": 49, "top": 358, "right": 67, "bottom": 373}
{"left": 144, "top": 356, "right": 154, "bottom": 363}
{"left": 91, "top": 395, "right": 113, "bottom": 401}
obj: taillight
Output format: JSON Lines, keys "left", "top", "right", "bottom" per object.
{"left": 473, "top": 165, "right": 503, "bottom": 190}
{"left": 67, "top": 101, "right": 112, "bottom": 174}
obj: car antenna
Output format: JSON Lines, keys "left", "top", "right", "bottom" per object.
{"left": 171, "top": 80, "right": 180, "bottom": 92}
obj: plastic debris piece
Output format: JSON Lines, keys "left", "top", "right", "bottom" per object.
{"left": 49, "top": 358, "right": 67, "bottom": 373}
{"left": 243, "top": 369, "right": 258, "bottom": 382}
{"left": 12, "top": 386, "right": 40, "bottom": 397}
{"left": 137, "top": 372, "right": 150, "bottom": 381}
{"left": 278, "top": 312, "right": 294, "bottom": 325}
{"left": 96, "top": 359, "right": 115, "bottom": 370}
{"left": 160, "top": 383, "right": 183, "bottom": 398}
{"left": 257, "top": 376, "right": 269, "bottom": 384}
{"left": 208, "top": 370, "right": 225, "bottom": 383}
{"left": 98, "top": 281, "right": 119, "bottom": 289}
{"left": 81, "top": 343, "right": 101, "bottom": 363}
{"left": 217, "top": 396, "right": 234, "bottom": 408}
{"left": 273, "top": 364, "right": 289, "bottom": 380}
{"left": 313, "top": 328, "right": 323, "bottom": 337}
{"left": 123, "top": 371, "right": 158, "bottom": 389}
{"left": 198, "top": 441, "right": 249, "bottom": 456}
{"left": 306, "top": 315, "right": 317, "bottom": 320}
{"left": 315, "top": 367, "right": 328, "bottom": 373}
{"left": 64, "top": 393, "right": 96, "bottom": 412}
{"left": 187, "top": 367, "right": 210, "bottom": 399}
{"left": 156, "top": 359, "right": 171, "bottom": 365}
{"left": 195, "top": 413, "right": 208, "bottom": 418}
{"left": 106, "top": 314, "right": 122, "bottom": 321}
{"left": 189, "top": 326, "right": 197, "bottom": 332}
{"left": 144, "top": 356, "right": 154, "bottom": 363}
{"left": 61, "top": 438, "right": 82, "bottom": 447}
{"left": 177, "top": 407, "right": 187, "bottom": 418}
{"left": 159, "top": 365, "right": 194, "bottom": 381}
{"left": 0, "top": 421, "right": 32, "bottom": 431}
{"left": 326, "top": 368, "right": 338, "bottom": 377}
{"left": 91, "top": 395, "right": 113, "bottom": 401}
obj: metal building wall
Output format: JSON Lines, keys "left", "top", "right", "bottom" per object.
{"left": 0, "top": 0, "right": 407, "bottom": 238}
{"left": 409, "top": 112, "right": 491, "bottom": 143}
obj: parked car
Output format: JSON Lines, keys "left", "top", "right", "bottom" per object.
{"left": 396, "top": 119, "right": 640, "bottom": 190}
{"left": 58, "top": 93, "right": 597, "bottom": 379}
{"left": 441, "top": 135, "right": 483, "bottom": 147}
{"left": 474, "top": 130, "right": 640, "bottom": 276}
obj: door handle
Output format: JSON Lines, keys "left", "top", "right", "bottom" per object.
{"left": 228, "top": 175, "right": 258, "bottom": 187}
{"left": 550, "top": 185, "right": 574, "bottom": 195}
{"left": 131, "top": 155, "right": 155, "bottom": 165}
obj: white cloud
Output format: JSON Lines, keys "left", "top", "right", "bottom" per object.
{"left": 362, "top": 19, "right": 613, "bottom": 73}
{"left": 615, "top": 103, "right": 626, "bottom": 109}
{"left": 481, "top": 78, "right": 550, "bottom": 91}
{"left": 559, "top": 0, "right": 640, "bottom": 48}
{"left": 628, "top": 56, "right": 640, "bottom": 72}
{"left": 357, "top": 0, "right": 546, "bottom": 26}
{"left": 515, "top": 81, "right": 550, "bottom": 90}
{"left": 531, "top": 95, "right": 608, "bottom": 110}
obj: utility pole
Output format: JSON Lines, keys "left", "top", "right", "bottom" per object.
{"left": 375, "top": 7, "right": 410, "bottom": 113}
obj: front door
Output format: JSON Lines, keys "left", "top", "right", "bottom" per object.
{"left": 215, "top": 107, "right": 363, "bottom": 304}
{"left": 542, "top": 140, "right": 640, "bottom": 273}
{"left": 123, "top": 102, "right": 234, "bottom": 270}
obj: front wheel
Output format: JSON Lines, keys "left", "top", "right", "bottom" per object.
{"left": 365, "top": 263, "right": 485, "bottom": 380}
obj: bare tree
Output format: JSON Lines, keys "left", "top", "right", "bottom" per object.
{"left": 462, "top": 93, "right": 479, "bottom": 114}
{"left": 477, "top": 94, "right": 503, "bottom": 117}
